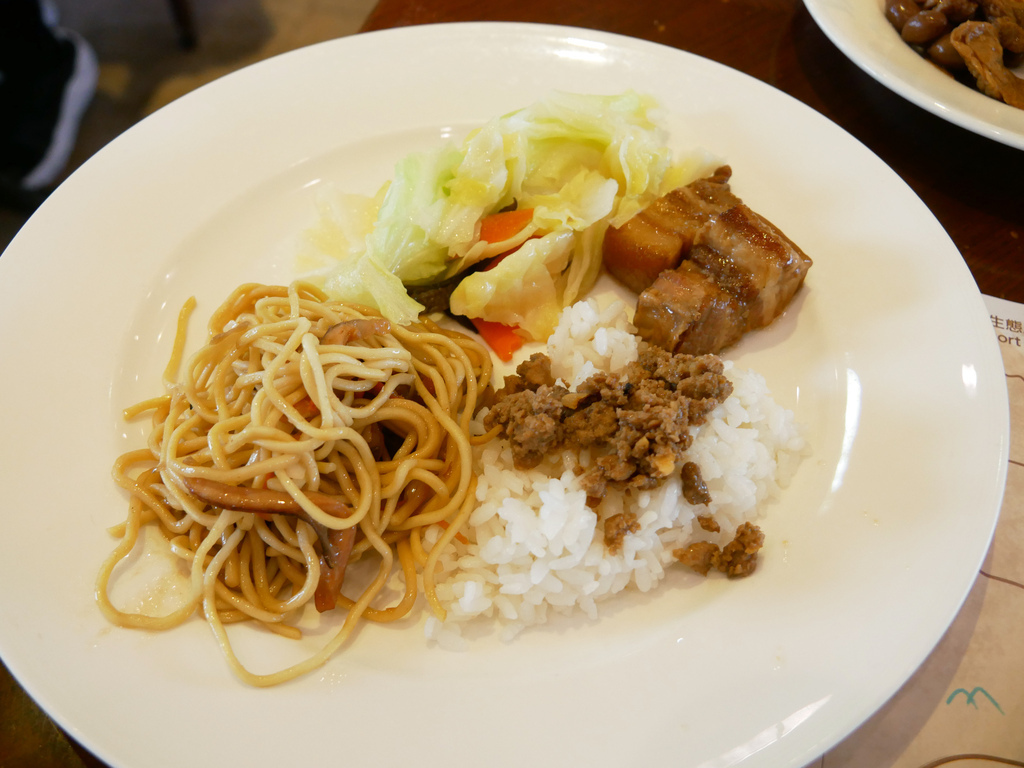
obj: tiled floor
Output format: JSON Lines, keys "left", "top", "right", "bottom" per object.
{"left": 1, "top": 0, "right": 376, "bottom": 253}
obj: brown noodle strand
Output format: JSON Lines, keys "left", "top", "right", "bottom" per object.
{"left": 336, "top": 536, "right": 418, "bottom": 622}
{"left": 422, "top": 476, "right": 478, "bottom": 621}
{"left": 96, "top": 282, "right": 492, "bottom": 686}
{"left": 163, "top": 296, "right": 196, "bottom": 387}
{"left": 407, "top": 526, "right": 429, "bottom": 569}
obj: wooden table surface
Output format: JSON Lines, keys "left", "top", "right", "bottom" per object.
{"left": 3, "top": 0, "right": 1022, "bottom": 766}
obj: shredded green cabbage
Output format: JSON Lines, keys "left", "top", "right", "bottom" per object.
{"left": 301, "top": 90, "right": 715, "bottom": 337}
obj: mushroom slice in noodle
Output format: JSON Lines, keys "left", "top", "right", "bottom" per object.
{"left": 320, "top": 317, "right": 392, "bottom": 346}
{"left": 179, "top": 475, "right": 357, "bottom": 610}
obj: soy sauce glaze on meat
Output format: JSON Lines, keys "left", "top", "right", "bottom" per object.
{"left": 602, "top": 166, "right": 812, "bottom": 355}
{"left": 602, "top": 165, "right": 740, "bottom": 294}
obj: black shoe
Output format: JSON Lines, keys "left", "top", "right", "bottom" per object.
{"left": 0, "top": 5, "right": 98, "bottom": 207}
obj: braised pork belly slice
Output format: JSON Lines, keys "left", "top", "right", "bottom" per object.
{"left": 689, "top": 203, "right": 812, "bottom": 330}
{"left": 633, "top": 262, "right": 748, "bottom": 355}
{"left": 603, "top": 165, "right": 740, "bottom": 293}
{"left": 632, "top": 203, "right": 812, "bottom": 355}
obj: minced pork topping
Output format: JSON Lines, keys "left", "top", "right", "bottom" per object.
{"left": 484, "top": 347, "right": 765, "bottom": 576}
{"left": 483, "top": 346, "right": 733, "bottom": 500}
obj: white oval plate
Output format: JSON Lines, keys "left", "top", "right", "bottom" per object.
{"left": 0, "top": 22, "right": 1007, "bottom": 768}
{"left": 804, "top": 0, "right": 1024, "bottom": 149}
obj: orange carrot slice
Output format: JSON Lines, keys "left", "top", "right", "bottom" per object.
{"left": 478, "top": 208, "right": 534, "bottom": 244}
{"left": 471, "top": 318, "right": 523, "bottom": 362}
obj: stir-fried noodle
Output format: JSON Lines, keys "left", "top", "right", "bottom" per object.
{"left": 97, "top": 282, "right": 496, "bottom": 686}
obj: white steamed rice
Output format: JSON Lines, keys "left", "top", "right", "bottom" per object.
{"left": 423, "top": 297, "right": 806, "bottom": 649}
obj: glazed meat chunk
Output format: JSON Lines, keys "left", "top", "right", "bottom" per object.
{"left": 603, "top": 167, "right": 812, "bottom": 356}
{"left": 951, "top": 20, "right": 1024, "bottom": 107}
{"left": 689, "top": 203, "right": 812, "bottom": 330}
{"left": 632, "top": 202, "right": 811, "bottom": 355}
{"left": 632, "top": 262, "right": 748, "bottom": 355}
{"left": 602, "top": 166, "right": 740, "bottom": 293}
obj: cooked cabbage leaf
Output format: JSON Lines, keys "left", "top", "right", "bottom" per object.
{"left": 301, "top": 90, "right": 716, "bottom": 334}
